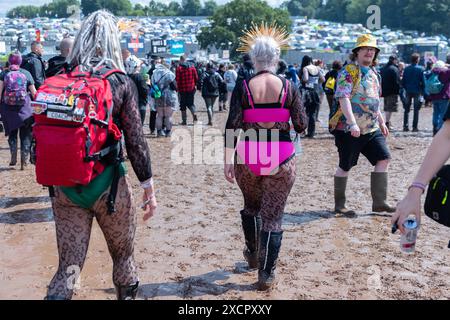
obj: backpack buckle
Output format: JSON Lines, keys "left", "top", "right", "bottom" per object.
{"left": 85, "top": 153, "right": 101, "bottom": 162}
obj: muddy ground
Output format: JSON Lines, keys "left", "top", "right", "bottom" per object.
{"left": 0, "top": 94, "right": 449, "bottom": 300}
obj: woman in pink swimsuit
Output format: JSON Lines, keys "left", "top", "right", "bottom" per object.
{"left": 224, "top": 25, "right": 307, "bottom": 290}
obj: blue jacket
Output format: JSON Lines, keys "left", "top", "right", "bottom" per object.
{"left": 287, "top": 66, "right": 298, "bottom": 85}
{"left": 402, "top": 64, "right": 425, "bottom": 95}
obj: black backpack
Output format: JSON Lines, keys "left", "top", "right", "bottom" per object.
{"left": 205, "top": 73, "right": 219, "bottom": 92}
{"left": 424, "top": 165, "right": 450, "bottom": 228}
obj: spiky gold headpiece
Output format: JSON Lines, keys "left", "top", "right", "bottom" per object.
{"left": 237, "top": 23, "right": 290, "bottom": 53}
{"left": 118, "top": 20, "right": 142, "bottom": 35}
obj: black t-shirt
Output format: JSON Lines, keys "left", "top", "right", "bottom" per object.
{"left": 46, "top": 55, "right": 68, "bottom": 77}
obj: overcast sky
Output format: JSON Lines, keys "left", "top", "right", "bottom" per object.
{"left": 0, "top": 0, "right": 283, "bottom": 16}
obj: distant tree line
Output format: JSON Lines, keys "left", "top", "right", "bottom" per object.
{"left": 7, "top": 0, "right": 218, "bottom": 18}
{"left": 7, "top": 0, "right": 450, "bottom": 38}
{"left": 281, "top": 0, "right": 450, "bottom": 38}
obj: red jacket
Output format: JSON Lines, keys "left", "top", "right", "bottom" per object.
{"left": 176, "top": 63, "right": 198, "bottom": 93}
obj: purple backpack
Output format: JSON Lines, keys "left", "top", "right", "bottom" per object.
{"left": 3, "top": 65, "right": 28, "bottom": 106}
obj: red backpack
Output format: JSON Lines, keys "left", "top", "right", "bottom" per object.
{"left": 32, "top": 65, "right": 124, "bottom": 187}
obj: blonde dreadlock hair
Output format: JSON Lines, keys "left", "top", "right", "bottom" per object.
{"left": 238, "top": 23, "right": 290, "bottom": 72}
{"left": 68, "top": 10, "right": 125, "bottom": 72}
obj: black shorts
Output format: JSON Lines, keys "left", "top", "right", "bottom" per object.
{"left": 334, "top": 129, "right": 391, "bottom": 171}
{"left": 219, "top": 92, "right": 227, "bottom": 102}
{"left": 179, "top": 91, "right": 195, "bottom": 111}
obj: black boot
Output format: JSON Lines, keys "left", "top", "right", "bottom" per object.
{"left": 115, "top": 281, "right": 139, "bottom": 300}
{"left": 9, "top": 147, "right": 17, "bottom": 166}
{"left": 181, "top": 110, "right": 187, "bottom": 125}
{"left": 240, "top": 211, "right": 261, "bottom": 270}
{"left": 207, "top": 107, "right": 213, "bottom": 125}
{"left": 257, "top": 230, "right": 283, "bottom": 291}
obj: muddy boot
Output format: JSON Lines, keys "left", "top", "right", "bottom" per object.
{"left": 257, "top": 230, "right": 282, "bottom": 291}
{"left": 241, "top": 211, "right": 261, "bottom": 270}
{"left": 181, "top": 110, "right": 187, "bottom": 125}
{"left": 115, "top": 281, "right": 139, "bottom": 300}
{"left": 371, "top": 172, "right": 396, "bottom": 213}
{"left": 188, "top": 106, "right": 198, "bottom": 124}
{"left": 9, "top": 147, "right": 17, "bottom": 166}
{"left": 334, "top": 176, "right": 356, "bottom": 217}
{"left": 20, "top": 151, "right": 29, "bottom": 170}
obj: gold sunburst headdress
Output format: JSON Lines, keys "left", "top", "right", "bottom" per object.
{"left": 237, "top": 22, "right": 290, "bottom": 53}
{"left": 118, "top": 20, "right": 142, "bottom": 35}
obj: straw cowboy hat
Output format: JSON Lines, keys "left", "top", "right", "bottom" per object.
{"left": 352, "top": 34, "right": 380, "bottom": 53}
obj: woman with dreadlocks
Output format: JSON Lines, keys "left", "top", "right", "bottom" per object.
{"left": 44, "top": 10, "right": 157, "bottom": 300}
{"left": 224, "top": 24, "right": 307, "bottom": 290}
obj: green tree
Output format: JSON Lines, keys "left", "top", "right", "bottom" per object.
{"left": 378, "top": 0, "right": 404, "bottom": 29}
{"left": 202, "top": 0, "right": 218, "bottom": 16}
{"left": 316, "top": 0, "right": 351, "bottom": 23}
{"left": 345, "top": 0, "right": 377, "bottom": 24}
{"left": 81, "top": 0, "right": 101, "bottom": 15}
{"left": 181, "top": 0, "right": 202, "bottom": 16}
{"left": 7, "top": 5, "right": 40, "bottom": 18}
{"left": 403, "top": 0, "right": 450, "bottom": 36}
{"left": 166, "top": 1, "right": 182, "bottom": 16}
{"left": 81, "top": 0, "right": 132, "bottom": 16}
{"left": 198, "top": 0, "right": 291, "bottom": 58}
{"left": 40, "top": 0, "right": 80, "bottom": 18}
{"left": 147, "top": 0, "right": 166, "bottom": 15}
{"left": 283, "top": 0, "right": 321, "bottom": 18}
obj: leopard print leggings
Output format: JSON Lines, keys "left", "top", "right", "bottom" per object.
{"left": 46, "top": 176, "right": 138, "bottom": 299}
{"left": 235, "top": 159, "right": 296, "bottom": 232}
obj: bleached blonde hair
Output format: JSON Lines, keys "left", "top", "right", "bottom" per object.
{"left": 68, "top": 10, "right": 125, "bottom": 72}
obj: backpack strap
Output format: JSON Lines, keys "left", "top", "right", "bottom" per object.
{"left": 93, "top": 66, "right": 125, "bottom": 79}
{"left": 84, "top": 142, "right": 120, "bottom": 162}
{"left": 346, "top": 63, "right": 361, "bottom": 98}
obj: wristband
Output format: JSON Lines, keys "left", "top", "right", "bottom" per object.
{"left": 140, "top": 177, "right": 154, "bottom": 189}
{"left": 408, "top": 182, "right": 426, "bottom": 194}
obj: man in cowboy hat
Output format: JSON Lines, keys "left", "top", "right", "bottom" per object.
{"left": 332, "top": 34, "right": 395, "bottom": 216}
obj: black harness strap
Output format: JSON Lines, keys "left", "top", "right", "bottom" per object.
{"left": 106, "top": 142, "right": 124, "bottom": 215}
{"left": 107, "top": 162, "right": 121, "bottom": 215}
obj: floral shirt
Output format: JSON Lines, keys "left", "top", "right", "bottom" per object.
{"left": 334, "top": 64, "right": 381, "bottom": 135}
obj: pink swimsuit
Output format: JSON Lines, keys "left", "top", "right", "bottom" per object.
{"left": 236, "top": 78, "right": 295, "bottom": 176}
